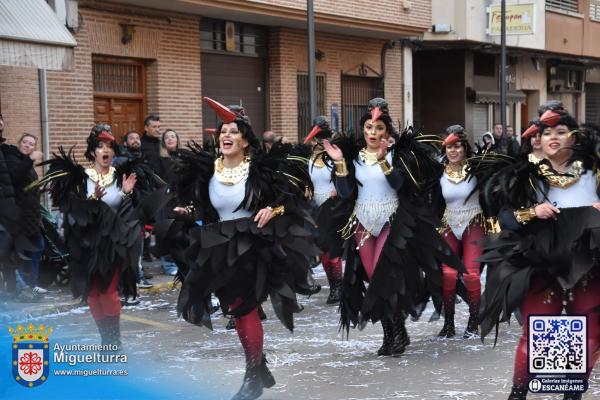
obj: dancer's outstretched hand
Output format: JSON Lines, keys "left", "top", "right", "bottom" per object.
{"left": 322, "top": 139, "right": 343, "bottom": 161}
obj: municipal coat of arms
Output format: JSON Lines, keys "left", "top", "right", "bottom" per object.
{"left": 8, "top": 323, "right": 52, "bottom": 388}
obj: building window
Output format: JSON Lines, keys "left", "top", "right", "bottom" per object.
{"left": 200, "top": 18, "right": 266, "bottom": 56}
{"left": 474, "top": 53, "right": 495, "bottom": 77}
{"left": 341, "top": 76, "right": 384, "bottom": 138}
{"left": 546, "top": 0, "right": 580, "bottom": 13}
{"left": 297, "top": 74, "right": 326, "bottom": 142}
{"left": 591, "top": 0, "right": 600, "bottom": 20}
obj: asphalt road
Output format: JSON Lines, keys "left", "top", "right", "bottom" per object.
{"left": 5, "top": 268, "right": 599, "bottom": 400}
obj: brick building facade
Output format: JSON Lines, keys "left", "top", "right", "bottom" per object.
{"left": 0, "top": 0, "right": 430, "bottom": 154}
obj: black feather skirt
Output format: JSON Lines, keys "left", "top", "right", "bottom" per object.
{"left": 339, "top": 197, "right": 464, "bottom": 334}
{"left": 177, "top": 207, "right": 320, "bottom": 332}
{"left": 478, "top": 206, "right": 600, "bottom": 340}
{"left": 62, "top": 196, "right": 142, "bottom": 300}
{"left": 311, "top": 196, "right": 352, "bottom": 258}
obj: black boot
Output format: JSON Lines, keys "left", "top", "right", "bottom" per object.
{"left": 231, "top": 355, "right": 275, "bottom": 400}
{"left": 103, "top": 315, "right": 122, "bottom": 348}
{"left": 438, "top": 297, "right": 456, "bottom": 338}
{"left": 377, "top": 319, "right": 394, "bottom": 356}
{"left": 463, "top": 307, "right": 479, "bottom": 338}
{"left": 396, "top": 312, "right": 410, "bottom": 347}
{"left": 94, "top": 318, "right": 110, "bottom": 345}
{"left": 258, "top": 354, "right": 275, "bottom": 388}
{"left": 258, "top": 305, "right": 267, "bottom": 321}
{"left": 326, "top": 279, "right": 341, "bottom": 305}
{"left": 507, "top": 385, "right": 527, "bottom": 400}
{"left": 226, "top": 318, "right": 237, "bottom": 330}
{"left": 391, "top": 314, "right": 408, "bottom": 357}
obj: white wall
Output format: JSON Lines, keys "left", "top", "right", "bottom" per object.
{"left": 425, "top": 0, "right": 545, "bottom": 50}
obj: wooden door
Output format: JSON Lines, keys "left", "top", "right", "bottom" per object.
{"left": 93, "top": 57, "right": 146, "bottom": 143}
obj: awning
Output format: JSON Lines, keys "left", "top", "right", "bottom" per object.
{"left": 475, "top": 90, "right": 527, "bottom": 104}
{"left": 0, "top": 0, "right": 77, "bottom": 71}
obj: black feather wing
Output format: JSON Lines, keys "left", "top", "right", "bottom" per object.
{"left": 391, "top": 127, "right": 443, "bottom": 194}
{"left": 32, "top": 147, "right": 87, "bottom": 206}
{"left": 115, "top": 156, "right": 165, "bottom": 194}
{"left": 172, "top": 141, "right": 215, "bottom": 217}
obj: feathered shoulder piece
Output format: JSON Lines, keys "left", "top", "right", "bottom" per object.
{"left": 330, "top": 133, "right": 359, "bottom": 164}
{"left": 570, "top": 124, "right": 600, "bottom": 172}
{"left": 469, "top": 151, "right": 545, "bottom": 212}
{"left": 115, "top": 156, "right": 165, "bottom": 194}
{"left": 289, "top": 143, "right": 312, "bottom": 159}
{"left": 243, "top": 142, "right": 311, "bottom": 212}
{"left": 390, "top": 127, "right": 443, "bottom": 193}
{"left": 172, "top": 141, "right": 215, "bottom": 205}
{"left": 30, "top": 147, "right": 87, "bottom": 205}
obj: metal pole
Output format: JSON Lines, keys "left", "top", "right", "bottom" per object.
{"left": 307, "top": 0, "right": 317, "bottom": 123}
{"left": 38, "top": 69, "right": 51, "bottom": 208}
{"left": 500, "top": 0, "right": 507, "bottom": 151}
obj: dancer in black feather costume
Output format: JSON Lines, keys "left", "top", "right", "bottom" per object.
{"left": 31, "top": 125, "right": 166, "bottom": 347}
{"left": 321, "top": 98, "right": 463, "bottom": 357}
{"left": 477, "top": 108, "right": 600, "bottom": 400}
{"left": 301, "top": 116, "right": 347, "bottom": 305}
{"left": 168, "top": 97, "right": 318, "bottom": 400}
{"left": 430, "top": 126, "right": 499, "bottom": 339}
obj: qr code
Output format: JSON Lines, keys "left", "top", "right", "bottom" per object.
{"left": 529, "top": 315, "right": 587, "bottom": 374}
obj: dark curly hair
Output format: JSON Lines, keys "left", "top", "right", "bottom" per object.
{"left": 216, "top": 117, "right": 260, "bottom": 154}
{"left": 441, "top": 131, "right": 473, "bottom": 161}
{"left": 84, "top": 124, "right": 118, "bottom": 162}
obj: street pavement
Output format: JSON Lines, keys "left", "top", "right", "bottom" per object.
{"left": 2, "top": 264, "right": 598, "bottom": 400}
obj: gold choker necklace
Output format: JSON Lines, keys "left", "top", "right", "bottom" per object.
{"left": 445, "top": 162, "right": 468, "bottom": 184}
{"left": 86, "top": 166, "right": 116, "bottom": 188}
{"left": 214, "top": 156, "right": 250, "bottom": 185}
{"left": 538, "top": 160, "right": 584, "bottom": 188}
{"left": 359, "top": 148, "right": 379, "bottom": 166}
{"left": 311, "top": 151, "right": 326, "bottom": 168}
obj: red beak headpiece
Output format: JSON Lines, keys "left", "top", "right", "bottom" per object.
{"left": 539, "top": 110, "right": 561, "bottom": 127}
{"left": 303, "top": 115, "right": 331, "bottom": 144}
{"left": 304, "top": 125, "right": 322, "bottom": 144}
{"left": 203, "top": 97, "right": 236, "bottom": 124}
{"left": 370, "top": 107, "right": 383, "bottom": 123}
{"left": 366, "top": 98, "right": 389, "bottom": 123}
{"left": 97, "top": 130, "right": 115, "bottom": 142}
{"left": 521, "top": 122, "right": 539, "bottom": 139}
{"left": 442, "top": 133, "right": 459, "bottom": 147}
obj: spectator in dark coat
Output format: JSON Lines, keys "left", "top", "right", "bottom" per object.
{"left": 140, "top": 114, "right": 161, "bottom": 173}
{"left": 157, "top": 129, "right": 181, "bottom": 276}
{"left": 4, "top": 133, "right": 46, "bottom": 297}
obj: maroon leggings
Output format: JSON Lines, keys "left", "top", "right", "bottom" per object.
{"left": 87, "top": 267, "right": 122, "bottom": 321}
{"left": 230, "top": 298, "right": 263, "bottom": 366}
{"left": 320, "top": 252, "right": 342, "bottom": 282}
{"left": 441, "top": 225, "right": 484, "bottom": 312}
{"left": 513, "top": 270, "right": 600, "bottom": 387}
{"left": 354, "top": 223, "right": 391, "bottom": 281}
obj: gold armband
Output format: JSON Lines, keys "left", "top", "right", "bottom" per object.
{"left": 485, "top": 217, "right": 501, "bottom": 234}
{"left": 88, "top": 194, "right": 98, "bottom": 201}
{"left": 378, "top": 159, "right": 394, "bottom": 176}
{"left": 184, "top": 203, "right": 195, "bottom": 215}
{"left": 120, "top": 190, "right": 132, "bottom": 199}
{"left": 267, "top": 205, "right": 285, "bottom": 217}
{"left": 514, "top": 206, "right": 537, "bottom": 224}
{"left": 334, "top": 159, "right": 348, "bottom": 177}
